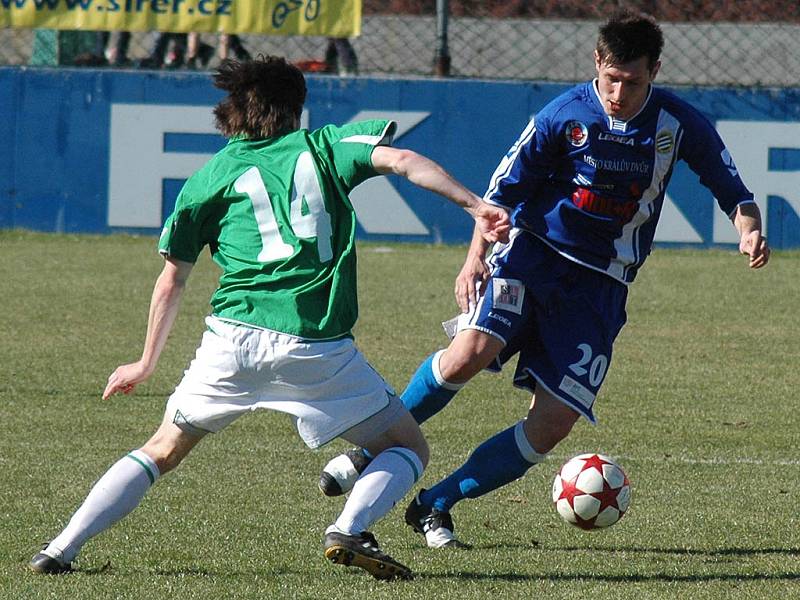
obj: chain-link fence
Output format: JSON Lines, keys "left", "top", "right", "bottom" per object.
{"left": 2, "top": 1, "right": 799, "bottom": 87}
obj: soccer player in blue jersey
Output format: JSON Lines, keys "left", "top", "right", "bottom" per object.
{"left": 29, "top": 56, "right": 510, "bottom": 579}
{"left": 319, "top": 10, "right": 770, "bottom": 548}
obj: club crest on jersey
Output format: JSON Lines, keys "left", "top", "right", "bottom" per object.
{"left": 492, "top": 278, "right": 524, "bottom": 314}
{"left": 655, "top": 130, "right": 674, "bottom": 154}
{"left": 565, "top": 121, "right": 589, "bottom": 147}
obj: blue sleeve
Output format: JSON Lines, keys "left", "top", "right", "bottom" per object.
{"left": 678, "top": 106, "right": 754, "bottom": 216}
{"left": 483, "top": 112, "right": 558, "bottom": 209}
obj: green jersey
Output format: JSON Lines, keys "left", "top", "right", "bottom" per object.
{"left": 158, "top": 119, "right": 396, "bottom": 339}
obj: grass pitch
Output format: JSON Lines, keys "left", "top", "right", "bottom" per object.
{"left": 1, "top": 230, "right": 798, "bottom": 599}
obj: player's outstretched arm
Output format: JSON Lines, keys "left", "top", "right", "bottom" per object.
{"left": 733, "top": 202, "right": 770, "bottom": 269}
{"left": 371, "top": 146, "right": 510, "bottom": 243}
{"left": 102, "top": 257, "right": 194, "bottom": 400}
{"left": 455, "top": 224, "right": 492, "bottom": 313}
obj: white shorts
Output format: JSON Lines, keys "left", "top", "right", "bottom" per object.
{"left": 165, "top": 316, "right": 398, "bottom": 449}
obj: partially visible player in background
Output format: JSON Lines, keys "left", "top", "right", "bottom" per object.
{"left": 319, "top": 9, "right": 770, "bottom": 549}
{"left": 29, "top": 56, "right": 510, "bottom": 579}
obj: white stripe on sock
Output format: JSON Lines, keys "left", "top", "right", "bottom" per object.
{"left": 514, "top": 420, "right": 547, "bottom": 464}
{"left": 431, "top": 350, "right": 466, "bottom": 391}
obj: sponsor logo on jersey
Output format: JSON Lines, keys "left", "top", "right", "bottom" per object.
{"left": 598, "top": 132, "right": 635, "bottom": 146}
{"left": 583, "top": 155, "right": 650, "bottom": 174}
{"left": 492, "top": 278, "right": 524, "bottom": 314}
{"left": 656, "top": 130, "right": 674, "bottom": 154}
{"left": 565, "top": 121, "right": 589, "bottom": 147}
{"left": 573, "top": 174, "right": 615, "bottom": 191}
{"left": 571, "top": 187, "right": 639, "bottom": 222}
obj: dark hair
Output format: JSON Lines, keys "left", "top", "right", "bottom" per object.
{"left": 596, "top": 9, "right": 663, "bottom": 71}
{"left": 213, "top": 55, "right": 307, "bottom": 139}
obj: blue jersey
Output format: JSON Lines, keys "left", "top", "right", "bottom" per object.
{"left": 484, "top": 81, "right": 754, "bottom": 283}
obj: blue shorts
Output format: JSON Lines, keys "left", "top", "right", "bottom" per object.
{"left": 458, "top": 231, "right": 628, "bottom": 423}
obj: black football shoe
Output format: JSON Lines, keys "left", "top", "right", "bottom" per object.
{"left": 405, "top": 490, "right": 471, "bottom": 549}
{"left": 324, "top": 529, "right": 412, "bottom": 580}
{"left": 29, "top": 546, "right": 72, "bottom": 575}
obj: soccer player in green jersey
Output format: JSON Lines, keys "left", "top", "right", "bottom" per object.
{"left": 30, "top": 56, "right": 510, "bottom": 581}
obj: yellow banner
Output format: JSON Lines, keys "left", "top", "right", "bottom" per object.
{"left": 0, "top": 0, "right": 361, "bottom": 36}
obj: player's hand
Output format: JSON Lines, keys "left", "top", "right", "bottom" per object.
{"left": 473, "top": 204, "right": 511, "bottom": 244}
{"left": 455, "top": 252, "right": 489, "bottom": 313}
{"left": 739, "top": 230, "right": 770, "bottom": 269}
{"left": 103, "top": 361, "right": 152, "bottom": 400}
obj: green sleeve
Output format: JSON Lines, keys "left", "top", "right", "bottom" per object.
{"left": 315, "top": 120, "right": 397, "bottom": 192}
{"left": 157, "top": 180, "right": 212, "bottom": 263}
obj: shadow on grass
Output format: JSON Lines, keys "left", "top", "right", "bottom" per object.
{"left": 25, "top": 562, "right": 800, "bottom": 585}
{"left": 22, "top": 560, "right": 113, "bottom": 576}
{"left": 418, "top": 571, "right": 800, "bottom": 583}
{"left": 551, "top": 545, "right": 800, "bottom": 558}
{"left": 414, "top": 544, "right": 800, "bottom": 584}
{"left": 31, "top": 565, "right": 303, "bottom": 578}
{"left": 472, "top": 542, "right": 800, "bottom": 558}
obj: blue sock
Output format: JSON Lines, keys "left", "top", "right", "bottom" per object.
{"left": 401, "top": 351, "right": 464, "bottom": 424}
{"left": 420, "top": 421, "right": 545, "bottom": 512}
{"left": 363, "top": 351, "right": 463, "bottom": 462}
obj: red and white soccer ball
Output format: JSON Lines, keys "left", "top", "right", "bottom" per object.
{"left": 552, "top": 453, "right": 631, "bottom": 530}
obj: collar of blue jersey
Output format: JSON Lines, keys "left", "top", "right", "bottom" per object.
{"left": 591, "top": 79, "right": 654, "bottom": 132}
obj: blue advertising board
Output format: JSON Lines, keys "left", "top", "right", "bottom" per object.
{"left": 1, "top": 67, "right": 799, "bottom": 247}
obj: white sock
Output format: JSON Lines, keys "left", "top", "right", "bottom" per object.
{"left": 45, "top": 449, "right": 160, "bottom": 563}
{"left": 332, "top": 447, "right": 423, "bottom": 535}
